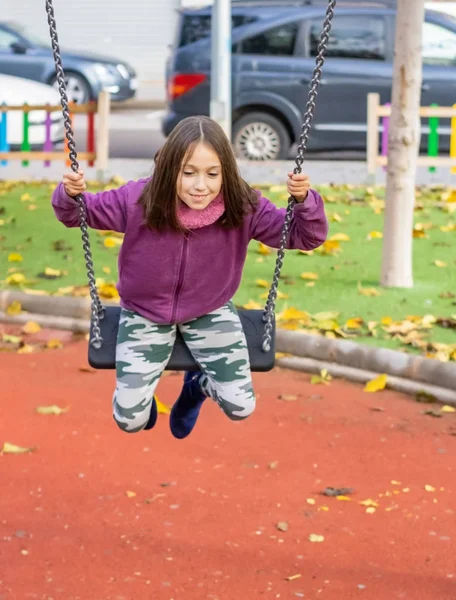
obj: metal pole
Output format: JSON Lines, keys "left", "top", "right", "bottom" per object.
{"left": 210, "top": 0, "right": 232, "bottom": 139}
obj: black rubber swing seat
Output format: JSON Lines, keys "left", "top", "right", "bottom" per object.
{"left": 88, "top": 306, "right": 276, "bottom": 372}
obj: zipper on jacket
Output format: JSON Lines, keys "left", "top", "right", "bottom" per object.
{"left": 171, "top": 236, "right": 188, "bottom": 323}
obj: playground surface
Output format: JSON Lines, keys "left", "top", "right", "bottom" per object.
{"left": 0, "top": 327, "right": 455, "bottom": 600}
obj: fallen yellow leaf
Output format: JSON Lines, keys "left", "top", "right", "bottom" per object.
{"left": 329, "top": 232, "right": 350, "bottom": 242}
{"left": 36, "top": 405, "right": 69, "bottom": 415}
{"left": 441, "top": 405, "right": 456, "bottom": 413}
{"left": 358, "top": 283, "right": 381, "bottom": 297}
{"left": 434, "top": 260, "right": 447, "bottom": 268}
{"left": 22, "top": 322, "right": 41, "bottom": 334}
{"left": 242, "top": 300, "right": 263, "bottom": 310}
{"left": 2, "top": 334, "right": 22, "bottom": 344}
{"left": 98, "top": 283, "right": 119, "bottom": 300}
{"left": 156, "top": 397, "right": 171, "bottom": 415}
{"left": 17, "top": 344, "right": 34, "bottom": 354}
{"left": 6, "top": 273, "right": 26, "bottom": 285}
{"left": 46, "top": 339, "right": 63, "bottom": 349}
{"left": 1, "top": 442, "right": 36, "bottom": 454}
{"left": 359, "top": 499, "right": 379, "bottom": 507}
{"left": 300, "top": 272, "right": 319, "bottom": 280}
{"left": 424, "top": 484, "right": 435, "bottom": 492}
{"left": 317, "top": 240, "right": 341, "bottom": 255}
{"left": 364, "top": 374, "right": 387, "bottom": 393}
{"left": 44, "top": 267, "right": 62, "bottom": 277}
{"left": 125, "top": 490, "right": 137, "bottom": 498}
{"left": 310, "top": 369, "right": 332, "bottom": 385}
{"left": 104, "top": 237, "right": 123, "bottom": 248}
{"left": 381, "top": 317, "right": 393, "bottom": 326}
{"left": 8, "top": 252, "right": 23, "bottom": 262}
{"left": 255, "top": 279, "right": 269, "bottom": 288}
{"left": 308, "top": 534, "right": 325, "bottom": 543}
{"left": 345, "top": 317, "right": 364, "bottom": 329}
{"left": 257, "top": 242, "right": 272, "bottom": 255}
{"left": 6, "top": 301, "right": 22, "bottom": 316}
{"left": 413, "top": 230, "right": 427, "bottom": 239}
{"left": 367, "top": 231, "right": 383, "bottom": 240}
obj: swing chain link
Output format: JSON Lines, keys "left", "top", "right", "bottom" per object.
{"left": 45, "top": 0, "right": 104, "bottom": 349}
{"left": 262, "top": 0, "right": 336, "bottom": 353}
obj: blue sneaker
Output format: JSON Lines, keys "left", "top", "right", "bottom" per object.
{"left": 144, "top": 395, "right": 158, "bottom": 431}
{"left": 170, "top": 371, "right": 207, "bottom": 439}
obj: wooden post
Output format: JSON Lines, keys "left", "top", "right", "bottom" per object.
{"left": 367, "top": 93, "right": 380, "bottom": 184}
{"left": 96, "top": 91, "right": 110, "bottom": 181}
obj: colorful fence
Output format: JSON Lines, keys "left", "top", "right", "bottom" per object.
{"left": 367, "top": 92, "right": 456, "bottom": 181}
{"left": 0, "top": 90, "right": 110, "bottom": 172}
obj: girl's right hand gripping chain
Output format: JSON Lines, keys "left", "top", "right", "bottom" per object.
{"left": 63, "top": 169, "right": 87, "bottom": 197}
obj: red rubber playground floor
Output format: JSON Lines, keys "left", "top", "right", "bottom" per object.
{"left": 0, "top": 327, "right": 455, "bottom": 600}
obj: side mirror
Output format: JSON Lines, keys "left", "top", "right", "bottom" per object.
{"left": 10, "top": 41, "right": 28, "bottom": 54}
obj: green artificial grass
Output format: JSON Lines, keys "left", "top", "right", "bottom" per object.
{"left": 1, "top": 180, "right": 455, "bottom": 357}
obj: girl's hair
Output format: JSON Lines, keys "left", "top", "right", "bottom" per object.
{"left": 138, "top": 116, "right": 258, "bottom": 232}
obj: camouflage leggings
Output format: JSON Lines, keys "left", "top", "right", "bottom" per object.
{"left": 112, "top": 301, "right": 256, "bottom": 433}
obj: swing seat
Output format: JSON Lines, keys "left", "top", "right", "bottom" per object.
{"left": 88, "top": 306, "right": 276, "bottom": 372}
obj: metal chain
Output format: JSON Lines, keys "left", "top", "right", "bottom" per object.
{"left": 262, "top": 0, "right": 336, "bottom": 352}
{"left": 45, "top": 0, "right": 104, "bottom": 349}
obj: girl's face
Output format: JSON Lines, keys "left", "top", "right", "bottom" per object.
{"left": 177, "top": 142, "right": 222, "bottom": 210}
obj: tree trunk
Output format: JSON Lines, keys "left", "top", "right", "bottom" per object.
{"left": 380, "top": 0, "right": 426, "bottom": 288}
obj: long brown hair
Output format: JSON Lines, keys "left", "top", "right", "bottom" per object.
{"left": 138, "top": 116, "right": 258, "bottom": 232}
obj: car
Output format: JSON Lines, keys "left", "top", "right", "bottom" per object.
{"left": 0, "top": 20, "right": 138, "bottom": 105}
{"left": 0, "top": 74, "right": 65, "bottom": 149}
{"left": 163, "top": 0, "right": 456, "bottom": 160}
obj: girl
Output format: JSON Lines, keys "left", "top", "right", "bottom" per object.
{"left": 52, "top": 116, "right": 328, "bottom": 440}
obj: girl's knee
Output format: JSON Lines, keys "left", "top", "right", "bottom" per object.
{"left": 112, "top": 391, "right": 152, "bottom": 433}
{"left": 219, "top": 393, "right": 256, "bottom": 421}
{"left": 113, "top": 412, "right": 147, "bottom": 433}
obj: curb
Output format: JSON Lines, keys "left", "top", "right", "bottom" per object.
{"left": 1, "top": 290, "right": 456, "bottom": 393}
{"left": 277, "top": 356, "right": 456, "bottom": 407}
{"left": 276, "top": 330, "right": 456, "bottom": 392}
{"left": 0, "top": 311, "right": 90, "bottom": 334}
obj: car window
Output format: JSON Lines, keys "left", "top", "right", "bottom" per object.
{"left": 239, "top": 22, "right": 299, "bottom": 56}
{"left": 0, "top": 28, "right": 19, "bottom": 50}
{"left": 309, "top": 15, "right": 386, "bottom": 60}
{"left": 179, "top": 14, "right": 258, "bottom": 46}
{"left": 422, "top": 21, "right": 456, "bottom": 66}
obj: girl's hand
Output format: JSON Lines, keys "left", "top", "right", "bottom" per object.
{"left": 287, "top": 171, "right": 310, "bottom": 202}
{"left": 63, "top": 169, "right": 87, "bottom": 197}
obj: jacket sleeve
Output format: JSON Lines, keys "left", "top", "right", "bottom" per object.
{"left": 51, "top": 181, "right": 130, "bottom": 233}
{"left": 249, "top": 190, "right": 328, "bottom": 250}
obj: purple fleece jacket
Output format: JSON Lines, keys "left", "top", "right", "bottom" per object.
{"left": 52, "top": 179, "right": 328, "bottom": 324}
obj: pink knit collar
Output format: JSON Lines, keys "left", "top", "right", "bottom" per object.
{"left": 177, "top": 193, "right": 225, "bottom": 229}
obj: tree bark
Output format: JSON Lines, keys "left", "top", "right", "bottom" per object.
{"left": 380, "top": 0, "right": 426, "bottom": 288}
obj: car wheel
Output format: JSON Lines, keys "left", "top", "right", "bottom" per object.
{"left": 233, "top": 112, "right": 291, "bottom": 161}
{"left": 52, "top": 72, "right": 91, "bottom": 104}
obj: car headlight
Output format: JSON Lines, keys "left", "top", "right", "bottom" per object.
{"left": 116, "top": 64, "right": 130, "bottom": 79}
{"left": 93, "top": 63, "right": 118, "bottom": 81}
